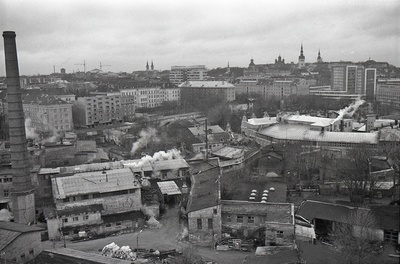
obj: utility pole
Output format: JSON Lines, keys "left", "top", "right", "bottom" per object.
{"left": 205, "top": 119, "right": 208, "bottom": 161}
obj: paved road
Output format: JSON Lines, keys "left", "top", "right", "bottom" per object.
{"left": 43, "top": 206, "right": 253, "bottom": 264}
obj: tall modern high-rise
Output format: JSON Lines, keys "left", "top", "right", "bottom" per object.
{"left": 298, "top": 44, "right": 305, "bottom": 69}
{"left": 3, "top": 31, "right": 35, "bottom": 224}
{"left": 331, "top": 64, "right": 376, "bottom": 97}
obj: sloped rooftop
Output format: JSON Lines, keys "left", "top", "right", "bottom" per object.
{"left": 179, "top": 81, "right": 235, "bottom": 88}
{"left": 52, "top": 168, "right": 140, "bottom": 199}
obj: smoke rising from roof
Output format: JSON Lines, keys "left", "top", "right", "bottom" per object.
{"left": 24, "top": 117, "right": 39, "bottom": 140}
{"left": 332, "top": 97, "right": 365, "bottom": 124}
{"left": 130, "top": 127, "right": 159, "bottom": 156}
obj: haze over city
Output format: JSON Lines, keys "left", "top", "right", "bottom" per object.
{"left": 1, "top": 0, "right": 399, "bottom": 75}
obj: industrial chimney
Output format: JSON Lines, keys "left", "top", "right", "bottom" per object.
{"left": 3, "top": 31, "right": 36, "bottom": 224}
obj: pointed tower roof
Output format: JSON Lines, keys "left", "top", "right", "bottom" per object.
{"left": 299, "top": 44, "right": 305, "bottom": 59}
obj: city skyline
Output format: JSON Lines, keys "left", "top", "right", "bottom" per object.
{"left": 1, "top": 0, "right": 399, "bottom": 76}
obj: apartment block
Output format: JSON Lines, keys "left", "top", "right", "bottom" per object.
{"left": 72, "top": 94, "right": 122, "bottom": 128}
{"left": 179, "top": 81, "right": 235, "bottom": 107}
{"left": 376, "top": 79, "right": 400, "bottom": 108}
{"left": 23, "top": 94, "right": 73, "bottom": 134}
{"left": 331, "top": 64, "right": 376, "bottom": 96}
{"left": 170, "top": 65, "right": 207, "bottom": 85}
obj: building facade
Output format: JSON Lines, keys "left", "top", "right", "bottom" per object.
{"left": 170, "top": 65, "right": 208, "bottom": 85}
{"left": 72, "top": 94, "right": 123, "bottom": 128}
{"left": 331, "top": 64, "right": 377, "bottom": 96}
{"left": 376, "top": 79, "right": 400, "bottom": 109}
{"left": 23, "top": 94, "right": 73, "bottom": 134}
{"left": 179, "top": 81, "right": 235, "bottom": 106}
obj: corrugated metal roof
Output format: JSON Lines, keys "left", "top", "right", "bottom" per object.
{"left": 153, "top": 159, "right": 189, "bottom": 171}
{"left": 157, "top": 181, "right": 182, "bottom": 195}
{"left": 212, "top": 146, "right": 244, "bottom": 159}
{"left": 52, "top": 168, "right": 139, "bottom": 199}
{"left": 0, "top": 221, "right": 44, "bottom": 251}
{"left": 259, "top": 124, "right": 378, "bottom": 144}
{"left": 187, "top": 167, "right": 220, "bottom": 212}
{"left": 0, "top": 230, "right": 19, "bottom": 251}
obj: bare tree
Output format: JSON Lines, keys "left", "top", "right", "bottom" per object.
{"left": 174, "top": 245, "right": 204, "bottom": 264}
{"left": 335, "top": 144, "right": 381, "bottom": 203}
{"left": 331, "top": 209, "right": 381, "bottom": 264}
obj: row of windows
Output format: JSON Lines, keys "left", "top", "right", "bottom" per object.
{"left": 62, "top": 214, "right": 90, "bottom": 223}
{"left": 62, "top": 189, "right": 137, "bottom": 203}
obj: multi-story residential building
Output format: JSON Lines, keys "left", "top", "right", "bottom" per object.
{"left": 23, "top": 94, "right": 73, "bottom": 134}
{"left": 235, "top": 79, "right": 310, "bottom": 100}
{"left": 179, "top": 81, "right": 235, "bottom": 107}
{"left": 72, "top": 94, "right": 122, "bottom": 128}
{"left": 135, "top": 87, "right": 162, "bottom": 108}
{"left": 161, "top": 86, "right": 181, "bottom": 102}
{"left": 376, "top": 79, "right": 400, "bottom": 109}
{"left": 119, "top": 88, "right": 136, "bottom": 121}
{"left": 170, "top": 65, "right": 207, "bottom": 85}
{"left": 331, "top": 64, "right": 377, "bottom": 96}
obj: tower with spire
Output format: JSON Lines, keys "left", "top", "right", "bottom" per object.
{"left": 146, "top": 61, "right": 149, "bottom": 71}
{"left": 298, "top": 44, "right": 305, "bottom": 69}
{"left": 151, "top": 61, "right": 154, "bottom": 71}
{"left": 317, "top": 49, "right": 323, "bottom": 63}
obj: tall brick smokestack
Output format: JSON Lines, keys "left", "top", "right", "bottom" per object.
{"left": 3, "top": 31, "right": 35, "bottom": 224}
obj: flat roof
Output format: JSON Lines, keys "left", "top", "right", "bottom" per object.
{"left": 179, "top": 81, "right": 234, "bottom": 88}
{"left": 259, "top": 124, "right": 378, "bottom": 144}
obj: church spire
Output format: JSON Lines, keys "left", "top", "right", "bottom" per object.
{"left": 146, "top": 61, "right": 149, "bottom": 71}
{"left": 317, "top": 49, "right": 323, "bottom": 63}
{"left": 151, "top": 60, "right": 154, "bottom": 71}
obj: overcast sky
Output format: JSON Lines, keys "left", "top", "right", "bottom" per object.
{"left": 1, "top": 0, "right": 399, "bottom": 76}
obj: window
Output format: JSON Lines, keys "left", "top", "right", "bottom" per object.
{"left": 29, "top": 249, "right": 34, "bottom": 255}
{"left": 4, "top": 189, "right": 9, "bottom": 197}
{"left": 62, "top": 218, "right": 68, "bottom": 223}
{"left": 162, "top": 171, "right": 168, "bottom": 179}
{"left": 213, "top": 208, "right": 217, "bottom": 215}
{"left": 247, "top": 216, "right": 255, "bottom": 224}
{"left": 227, "top": 215, "right": 231, "bottom": 222}
{"left": 84, "top": 215, "right": 89, "bottom": 220}
{"left": 208, "top": 219, "right": 213, "bottom": 229}
{"left": 73, "top": 216, "right": 78, "bottom": 222}
{"left": 106, "top": 223, "right": 111, "bottom": 228}
{"left": 116, "top": 222, "right": 122, "bottom": 226}
{"left": 237, "top": 215, "right": 243, "bottom": 223}
{"left": 81, "top": 194, "right": 89, "bottom": 200}
{"left": 197, "top": 219, "right": 202, "bottom": 230}
{"left": 276, "top": 230, "right": 284, "bottom": 238}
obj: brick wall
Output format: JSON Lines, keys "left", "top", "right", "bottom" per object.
{"left": 188, "top": 205, "right": 221, "bottom": 245}
{"left": 4, "top": 231, "right": 42, "bottom": 263}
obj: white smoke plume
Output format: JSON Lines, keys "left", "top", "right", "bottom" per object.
{"left": 332, "top": 97, "right": 365, "bottom": 124}
{"left": 24, "top": 117, "right": 39, "bottom": 141}
{"left": 130, "top": 127, "right": 159, "bottom": 156}
{"left": 126, "top": 149, "right": 182, "bottom": 168}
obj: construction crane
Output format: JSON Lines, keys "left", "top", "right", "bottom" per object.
{"left": 100, "top": 62, "right": 111, "bottom": 71}
{"left": 74, "top": 60, "right": 86, "bottom": 73}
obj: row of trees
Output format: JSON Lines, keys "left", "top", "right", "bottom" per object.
{"left": 281, "top": 141, "right": 399, "bottom": 203}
